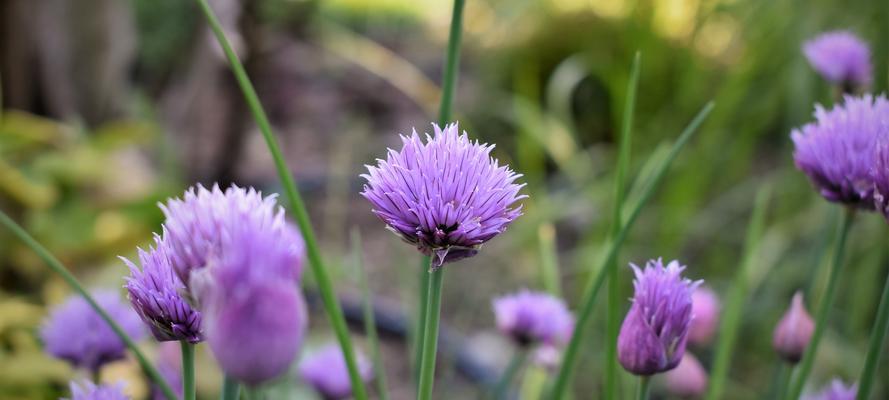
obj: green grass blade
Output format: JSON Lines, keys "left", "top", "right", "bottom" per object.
{"left": 193, "top": 0, "right": 367, "bottom": 397}
{"left": 0, "top": 210, "right": 178, "bottom": 400}
{"left": 549, "top": 101, "right": 715, "bottom": 399}
{"left": 856, "top": 262, "right": 889, "bottom": 400}
{"left": 352, "top": 230, "right": 391, "bottom": 400}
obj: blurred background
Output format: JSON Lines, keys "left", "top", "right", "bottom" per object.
{"left": 1, "top": 0, "right": 888, "bottom": 398}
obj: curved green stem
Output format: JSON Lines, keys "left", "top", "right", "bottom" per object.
{"left": 0, "top": 211, "right": 178, "bottom": 400}
{"left": 181, "top": 341, "right": 195, "bottom": 400}
{"left": 493, "top": 351, "right": 527, "bottom": 400}
{"left": 636, "top": 376, "right": 651, "bottom": 400}
{"left": 192, "top": 1, "right": 368, "bottom": 399}
{"left": 417, "top": 266, "right": 444, "bottom": 400}
{"left": 221, "top": 375, "right": 241, "bottom": 400}
{"left": 855, "top": 261, "right": 889, "bottom": 400}
{"left": 787, "top": 207, "right": 855, "bottom": 400}
{"left": 413, "top": 255, "right": 432, "bottom": 388}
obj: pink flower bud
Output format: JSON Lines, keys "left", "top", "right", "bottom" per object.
{"left": 689, "top": 287, "right": 720, "bottom": 346}
{"left": 663, "top": 353, "right": 708, "bottom": 399}
{"left": 772, "top": 292, "right": 814, "bottom": 363}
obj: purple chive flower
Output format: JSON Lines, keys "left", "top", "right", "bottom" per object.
{"left": 159, "top": 184, "right": 301, "bottom": 285}
{"left": 41, "top": 291, "right": 145, "bottom": 373}
{"left": 299, "top": 343, "right": 374, "bottom": 400}
{"left": 663, "top": 353, "right": 708, "bottom": 399}
{"left": 803, "top": 31, "right": 872, "bottom": 89}
{"left": 203, "top": 215, "right": 308, "bottom": 386}
{"left": 868, "top": 123, "right": 889, "bottom": 218}
{"left": 688, "top": 286, "right": 720, "bottom": 346}
{"left": 806, "top": 380, "right": 858, "bottom": 400}
{"left": 617, "top": 259, "right": 701, "bottom": 376}
{"left": 361, "top": 123, "right": 527, "bottom": 267}
{"left": 791, "top": 95, "right": 889, "bottom": 208}
{"left": 492, "top": 290, "right": 574, "bottom": 347}
{"left": 773, "top": 292, "right": 815, "bottom": 364}
{"left": 64, "top": 381, "right": 129, "bottom": 400}
{"left": 122, "top": 237, "right": 203, "bottom": 344}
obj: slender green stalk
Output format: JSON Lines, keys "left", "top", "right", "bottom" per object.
{"left": 636, "top": 376, "right": 651, "bottom": 400}
{"left": 437, "top": 0, "right": 466, "bottom": 125}
{"left": 605, "top": 51, "right": 640, "bottom": 400}
{"left": 414, "top": 255, "right": 432, "bottom": 387}
{"left": 181, "top": 341, "right": 196, "bottom": 400}
{"left": 493, "top": 351, "right": 528, "bottom": 400}
{"left": 788, "top": 208, "right": 856, "bottom": 400}
{"left": 0, "top": 211, "right": 178, "bottom": 400}
{"left": 417, "top": 266, "right": 444, "bottom": 400}
{"left": 549, "top": 102, "right": 714, "bottom": 399}
{"left": 353, "top": 230, "right": 390, "bottom": 400}
{"left": 192, "top": 1, "right": 368, "bottom": 399}
{"left": 773, "top": 364, "right": 793, "bottom": 400}
{"left": 855, "top": 261, "right": 889, "bottom": 400}
{"left": 221, "top": 375, "right": 241, "bottom": 400}
{"left": 705, "top": 186, "right": 771, "bottom": 400}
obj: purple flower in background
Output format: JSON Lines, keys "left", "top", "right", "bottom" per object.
{"left": 617, "top": 259, "right": 700, "bottom": 376}
{"left": 663, "top": 353, "right": 708, "bottom": 399}
{"left": 123, "top": 237, "right": 203, "bottom": 343}
{"left": 64, "top": 381, "right": 129, "bottom": 400}
{"left": 41, "top": 291, "right": 145, "bottom": 372}
{"left": 151, "top": 342, "right": 183, "bottom": 400}
{"left": 299, "top": 343, "right": 373, "bottom": 400}
{"left": 362, "top": 123, "right": 527, "bottom": 268}
{"left": 773, "top": 292, "right": 815, "bottom": 364}
{"left": 791, "top": 95, "right": 889, "bottom": 208}
{"left": 159, "top": 184, "right": 302, "bottom": 285}
{"left": 203, "top": 215, "right": 308, "bottom": 386}
{"left": 806, "top": 380, "right": 858, "bottom": 400}
{"left": 688, "top": 286, "right": 720, "bottom": 346}
{"left": 803, "top": 31, "right": 871, "bottom": 89}
{"left": 492, "top": 290, "right": 574, "bottom": 347}
{"left": 869, "top": 131, "right": 889, "bottom": 218}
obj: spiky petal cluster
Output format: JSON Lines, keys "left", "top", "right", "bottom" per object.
{"left": 159, "top": 184, "right": 301, "bottom": 285}
{"left": 806, "top": 380, "right": 858, "bottom": 400}
{"left": 803, "top": 31, "right": 872, "bottom": 89}
{"left": 65, "top": 381, "right": 129, "bottom": 400}
{"left": 868, "top": 123, "right": 889, "bottom": 218}
{"left": 617, "top": 259, "right": 701, "bottom": 376}
{"left": 202, "top": 212, "right": 308, "bottom": 386}
{"left": 688, "top": 286, "right": 720, "bottom": 346}
{"left": 492, "top": 290, "right": 574, "bottom": 347}
{"left": 772, "top": 292, "right": 815, "bottom": 364}
{"left": 791, "top": 95, "right": 889, "bottom": 208}
{"left": 362, "top": 123, "right": 527, "bottom": 267}
{"left": 40, "top": 291, "right": 145, "bottom": 372}
{"left": 123, "top": 237, "right": 203, "bottom": 343}
{"left": 299, "top": 343, "right": 374, "bottom": 400}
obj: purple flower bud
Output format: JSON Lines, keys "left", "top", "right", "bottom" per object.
{"left": 203, "top": 213, "right": 308, "bottom": 386}
{"left": 773, "top": 292, "right": 815, "bottom": 364}
{"left": 688, "top": 286, "right": 720, "bottom": 346}
{"left": 531, "top": 344, "right": 562, "bottom": 371}
{"left": 40, "top": 291, "right": 145, "bottom": 372}
{"left": 299, "top": 343, "right": 374, "bottom": 400}
{"left": 617, "top": 259, "right": 700, "bottom": 376}
{"left": 361, "top": 123, "right": 527, "bottom": 268}
{"left": 122, "top": 237, "right": 203, "bottom": 344}
{"left": 663, "top": 353, "right": 708, "bottom": 399}
{"left": 806, "top": 379, "right": 858, "bottom": 400}
{"left": 803, "top": 31, "right": 872, "bottom": 90}
{"left": 492, "top": 290, "right": 574, "bottom": 347}
{"left": 791, "top": 95, "right": 889, "bottom": 208}
{"left": 64, "top": 381, "right": 130, "bottom": 400}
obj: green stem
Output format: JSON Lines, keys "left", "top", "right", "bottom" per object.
{"left": 855, "top": 260, "right": 889, "bottom": 400}
{"left": 788, "top": 207, "right": 855, "bottom": 400}
{"left": 493, "top": 351, "right": 527, "bottom": 400}
{"left": 0, "top": 211, "right": 177, "bottom": 400}
{"left": 636, "top": 376, "right": 651, "bottom": 400}
{"left": 181, "top": 341, "right": 196, "bottom": 400}
{"left": 605, "top": 51, "right": 640, "bottom": 400}
{"left": 414, "top": 255, "right": 431, "bottom": 388}
{"left": 549, "top": 102, "right": 714, "bottom": 399}
{"left": 437, "top": 0, "right": 466, "bottom": 125}
{"left": 192, "top": 1, "right": 368, "bottom": 399}
{"left": 417, "top": 266, "right": 444, "bottom": 400}
{"left": 774, "top": 364, "right": 793, "bottom": 400}
{"left": 221, "top": 375, "right": 241, "bottom": 400}
{"left": 353, "top": 230, "right": 390, "bottom": 400}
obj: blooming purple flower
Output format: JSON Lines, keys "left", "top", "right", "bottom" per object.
{"left": 791, "top": 95, "right": 889, "bottom": 208}
{"left": 159, "top": 184, "right": 302, "bottom": 285}
{"left": 663, "top": 353, "right": 708, "bottom": 399}
{"left": 773, "top": 291, "right": 815, "bottom": 364}
{"left": 203, "top": 214, "right": 308, "bottom": 386}
{"left": 803, "top": 31, "right": 872, "bottom": 89}
{"left": 688, "top": 286, "right": 720, "bottom": 346}
{"left": 361, "top": 123, "right": 527, "bottom": 267}
{"left": 122, "top": 237, "right": 203, "bottom": 343}
{"left": 64, "top": 381, "right": 129, "bottom": 400}
{"left": 617, "top": 259, "right": 701, "bottom": 376}
{"left": 806, "top": 380, "right": 858, "bottom": 400}
{"left": 868, "top": 127, "right": 889, "bottom": 218}
{"left": 299, "top": 343, "right": 373, "bottom": 400}
{"left": 492, "top": 290, "right": 574, "bottom": 347}
{"left": 41, "top": 291, "right": 145, "bottom": 372}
